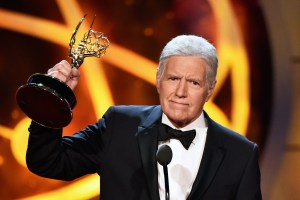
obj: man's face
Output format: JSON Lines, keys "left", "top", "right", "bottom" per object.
{"left": 156, "top": 55, "right": 215, "bottom": 128}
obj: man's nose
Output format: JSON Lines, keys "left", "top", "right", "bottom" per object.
{"left": 175, "top": 80, "right": 188, "bottom": 97}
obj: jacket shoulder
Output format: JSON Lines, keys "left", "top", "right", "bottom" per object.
{"left": 105, "top": 105, "right": 160, "bottom": 116}
{"left": 204, "top": 111, "right": 257, "bottom": 150}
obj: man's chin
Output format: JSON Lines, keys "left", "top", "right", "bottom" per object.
{"left": 166, "top": 115, "right": 190, "bottom": 128}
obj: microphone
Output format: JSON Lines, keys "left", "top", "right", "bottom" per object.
{"left": 156, "top": 144, "right": 173, "bottom": 200}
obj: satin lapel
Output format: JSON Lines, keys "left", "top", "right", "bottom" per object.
{"left": 187, "top": 113, "right": 226, "bottom": 199}
{"left": 136, "top": 106, "right": 162, "bottom": 200}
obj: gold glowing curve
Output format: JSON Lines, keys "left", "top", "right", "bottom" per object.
{"left": 209, "top": 0, "right": 250, "bottom": 133}
{"left": 0, "top": 0, "right": 249, "bottom": 199}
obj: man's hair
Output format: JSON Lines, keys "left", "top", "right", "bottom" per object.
{"left": 157, "top": 35, "right": 218, "bottom": 87}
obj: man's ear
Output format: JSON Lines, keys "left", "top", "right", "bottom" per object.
{"left": 156, "top": 70, "right": 160, "bottom": 94}
{"left": 205, "top": 80, "right": 216, "bottom": 102}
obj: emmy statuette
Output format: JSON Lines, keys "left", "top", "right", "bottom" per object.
{"left": 16, "top": 15, "right": 109, "bottom": 128}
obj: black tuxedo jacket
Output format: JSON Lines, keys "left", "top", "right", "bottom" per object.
{"left": 26, "top": 105, "right": 262, "bottom": 200}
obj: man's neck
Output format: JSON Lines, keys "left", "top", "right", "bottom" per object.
{"left": 161, "top": 112, "right": 207, "bottom": 131}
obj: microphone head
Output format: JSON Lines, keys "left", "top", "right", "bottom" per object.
{"left": 156, "top": 144, "right": 173, "bottom": 166}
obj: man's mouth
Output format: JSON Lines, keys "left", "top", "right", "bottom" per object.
{"left": 169, "top": 100, "right": 189, "bottom": 108}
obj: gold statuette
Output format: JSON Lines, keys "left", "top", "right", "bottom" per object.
{"left": 69, "top": 14, "right": 109, "bottom": 68}
{"left": 16, "top": 15, "right": 109, "bottom": 128}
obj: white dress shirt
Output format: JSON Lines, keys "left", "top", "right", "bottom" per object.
{"left": 158, "top": 112, "right": 208, "bottom": 200}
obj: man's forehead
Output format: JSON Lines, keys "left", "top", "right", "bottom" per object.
{"left": 165, "top": 57, "right": 207, "bottom": 71}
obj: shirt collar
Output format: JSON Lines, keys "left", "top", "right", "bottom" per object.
{"left": 161, "top": 112, "right": 207, "bottom": 131}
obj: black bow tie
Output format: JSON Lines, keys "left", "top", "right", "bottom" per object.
{"left": 158, "top": 124, "right": 196, "bottom": 150}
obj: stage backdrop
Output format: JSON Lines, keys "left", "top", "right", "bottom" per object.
{"left": 2, "top": 0, "right": 295, "bottom": 199}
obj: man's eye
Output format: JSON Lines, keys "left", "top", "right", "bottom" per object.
{"left": 191, "top": 81, "right": 200, "bottom": 85}
{"left": 169, "top": 77, "right": 178, "bottom": 81}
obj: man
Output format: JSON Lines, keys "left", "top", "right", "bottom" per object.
{"left": 26, "top": 35, "right": 262, "bottom": 199}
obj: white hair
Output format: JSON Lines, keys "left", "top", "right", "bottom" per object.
{"left": 157, "top": 35, "right": 218, "bottom": 87}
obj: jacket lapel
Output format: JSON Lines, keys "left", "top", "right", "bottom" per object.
{"left": 136, "top": 108, "right": 226, "bottom": 199}
{"left": 187, "top": 112, "right": 226, "bottom": 199}
{"left": 136, "top": 106, "right": 162, "bottom": 200}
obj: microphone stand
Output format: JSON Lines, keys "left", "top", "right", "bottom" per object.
{"left": 156, "top": 144, "right": 173, "bottom": 200}
{"left": 163, "top": 163, "right": 170, "bottom": 200}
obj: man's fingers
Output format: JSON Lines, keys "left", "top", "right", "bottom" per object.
{"left": 46, "top": 60, "right": 80, "bottom": 90}
{"left": 47, "top": 60, "right": 73, "bottom": 82}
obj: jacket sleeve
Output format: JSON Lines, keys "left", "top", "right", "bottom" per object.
{"left": 235, "top": 144, "right": 262, "bottom": 200}
{"left": 26, "top": 107, "right": 114, "bottom": 181}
